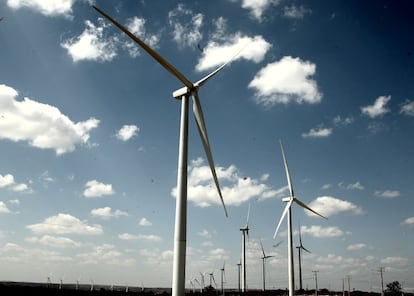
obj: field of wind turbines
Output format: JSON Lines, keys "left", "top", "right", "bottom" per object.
{"left": 1, "top": 0, "right": 414, "bottom": 295}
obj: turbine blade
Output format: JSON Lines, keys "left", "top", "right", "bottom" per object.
{"left": 194, "top": 43, "right": 248, "bottom": 89}
{"left": 273, "top": 199, "right": 293, "bottom": 239}
{"left": 279, "top": 140, "right": 295, "bottom": 198}
{"left": 246, "top": 202, "right": 251, "bottom": 226}
{"left": 273, "top": 241, "right": 283, "bottom": 248}
{"left": 302, "top": 245, "right": 311, "bottom": 254}
{"left": 299, "top": 222, "right": 303, "bottom": 246}
{"left": 260, "top": 239, "right": 266, "bottom": 258}
{"left": 294, "top": 197, "right": 327, "bottom": 220}
{"left": 93, "top": 5, "right": 193, "bottom": 89}
{"left": 192, "top": 92, "right": 228, "bottom": 217}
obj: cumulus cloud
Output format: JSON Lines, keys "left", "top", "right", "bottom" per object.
{"left": 374, "top": 190, "right": 400, "bottom": 199}
{"left": 0, "top": 174, "right": 15, "bottom": 188}
{"left": 0, "top": 201, "right": 11, "bottom": 214}
{"left": 361, "top": 95, "right": 391, "bottom": 118}
{"left": 196, "top": 34, "right": 270, "bottom": 72}
{"left": 168, "top": 4, "right": 203, "bottom": 48}
{"left": 0, "top": 84, "right": 99, "bottom": 154}
{"left": 302, "top": 126, "right": 332, "bottom": 138}
{"left": 83, "top": 180, "right": 114, "bottom": 198}
{"left": 171, "top": 157, "right": 279, "bottom": 208}
{"left": 61, "top": 19, "right": 118, "bottom": 63}
{"left": 307, "top": 196, "right": 364, "bottom": 218}
{"left": 91, "top": 207, "right": 128, "bottom": 220}
{"left": 400, "top": 100, "right": 414, "bottom": 116}
{"left": 338, "top": 181, "right": 364, "bottom": 190}
{"left": 381, "top": 256, "right": 409, "bottom": 266}
{"left": 283, "top": 5, "right": 312, "bottom": 19}
{"left": 301, "top": 225, "right": 348, "bottom": 238}
{"left": 7, "top": 0, "right": 75, "bottom": 18}
{"left": 116, "top": 125, "right": 139, "bottom": 141}
{"left": 118, "top": 233, "right": 161, "bottom": 242}
{"left": 26, "top": 234, "right": 82, "bottom": 248}
{"left": 347, "top": 243, "right": 369, "bottom": 251}
{"left": 333, "top": 115, "right": 354, "bottom": 126}
{"left": 124, "top": 16, "right": 160, "bottom": 57}
{"left": 401, "top": 216, "right": 414, "bottom": 227}
{"left": 248, "top": 56, "right": 322, "bottom": 107}
{"left": 138, "top": 217, "right": 152, "bottom": 226}
{"left": 26, "top": 213, "right": 103, "bottom": 235}
{"left": 236, "top": 0, "right": 280, "bottom": 21}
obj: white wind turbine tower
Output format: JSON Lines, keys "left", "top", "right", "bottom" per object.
{"left": 220, "top": 261, "right": 226, "bottom": 296}
{"left": 296, "top": 222, "right": 310, "bottom": 292}
{"left": 259, "top": 239, "right": 274, "bottom": 292}
{"left": 92, "top": 6, "right": 242, "bottom": 296}
{"left": 239, "top": 203, "right": 250, "bottom": 292}
{"left": 273, "top": 140, "right": 327, "bottom": 296}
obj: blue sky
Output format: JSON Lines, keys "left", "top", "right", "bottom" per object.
{"left": 1, "top": 0, "right": 414, "bottom": 292}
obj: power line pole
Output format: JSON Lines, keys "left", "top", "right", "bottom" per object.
{"left": 378, "top": 267, "right": 385, "bottom": 296}
{"left": 312, "top": 270, "right": 319, "bottom": 296}
{"left": 346, "top": 275, "right": 352, "bottom": 296}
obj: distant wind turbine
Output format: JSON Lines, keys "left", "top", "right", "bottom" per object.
{"left": 259, "top": 239, "right": 274, "bottom": 291}
{"left": 92, "top": 6, "right": 243, "bottom": 296}
{"left": 296, "top": 222, "right": 310, "bottom": 292}
{"left": 239, "top": 202, "right": 250, "bottom": 292}
{"left": 220, "top": 261, "right": 226, "bottom": 296}
{"left": 273, "top": 140, "right": 327, "bottom": 296}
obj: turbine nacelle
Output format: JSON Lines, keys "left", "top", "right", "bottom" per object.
{"left": 172, "top": 86, "right": 193, "bottom": 99}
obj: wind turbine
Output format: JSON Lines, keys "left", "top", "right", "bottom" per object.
{"left": 220, "top": 261, "right": 226, "bottom": 296}
{"left": 236, "top": 260, "right": 242, "bottom": 293}
{"left": 259, "top": 239, "right": 274, "bottom": 291}
{"left": 92, "top": 6, "right": 239, "bottom": 296}
{"left": 273, "top": 140, "right": 327, "bottom": 296}
{"left": 239, "top": 202, "right": 250, "bottom": 292}
{"left": 296, "top": 223, "right": 310, "bottom": 292}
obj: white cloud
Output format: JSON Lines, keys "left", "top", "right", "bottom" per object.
{"left": 301, "top": 225, "right": 348, "bottom": 238}
{"left": 171, "top": 157, "right": 278, "bottom": 208}
{"left": 401, "top": 216, "right": 414, "bottom": 227}
{"left": 361, "top": 95, "right": 391, "bottom": 118}
{"left": 138, "top": 217, "right": 152, "bottom": 226}
{"left": 346, "top": 181, "right": 364, "bottom": 190}
{"left": 333, "top": 115, "right": 354, "bottom": 126}
{"left": 283, "top": 5, "right": 311, "bottom": 19}
{"left": 237, "top": 0, "right": 280, "bottom": 21}
{"left": 0, "top": 201, "right": 11, "bottom": 214}
{"left": 61, "top": 19, "right": 118, "bottom": 62}
{"left": 0, "top": 84, "right": 99, "bottom": 154}
{"left": 168, "top": 4, "right": 203, "bottom": 48}
{"left": 7, "top": 0, "right": 75, "bottom": 18}
{"left": 118, "top": 233, "right": 161, "bottom": 242}
{"left": 25, "top": 235, "right": 82, "bottom": 248}
{"left": 0, "top": 174, "right": 15, "bottom": 188}
{"left": 83, "top": 180, "right": 114, "bottom": 198}
{"left": 302, "top": 126, "right": 332, "bottom": 138}
{"left": 249, "top": 56, "right": 322, "bottom": 106}
{"left": 307, "top": 196, "right": 364, "bottom": 218}
{"left": 124, "top": 16, "right": 160, "bottom": 57}
{"left": 196, "top": 34, "right": 270, "bottom": 72}
{"left": 321, "top": 184, "right": 332, "bottom": 190}
{"left": 400, "top": 100, "right": 414, "bottom": 116}
{"left": 116, "top": 125, "right": 139, "bottom": 141}
{"left": 381, "top": 256, "right": 409, "bottom": 266}
{"left": 374, "top": 190, "right": 400, "bottom": 199}
{"left": 26, "top": 213, "right": 103, "bottom": 235}
{"left": 91, "top": 207, "right": 128, "bottom": 220}
{"left": 197, "top": 229, "right": 211, "bottom": 238}
{"left": 347, "top": 243, "right": 368, "bottom": 251}
{"left": 11, "top": 183, "right": 30, "bottom": 192}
